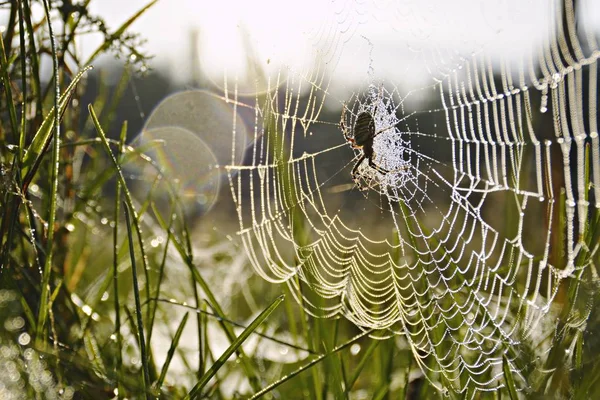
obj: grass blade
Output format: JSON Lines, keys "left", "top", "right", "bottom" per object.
{"left": 21, "top": 0, "right": 42, "bottom": 122}
{"left": 345, "top": 338, "right": 379, "bottom": 393}
{"left": 113, "top": 121, "right": 127, "bottom": 398}
{"left": 88, "top": 104, "right": 153, "bottom": 333}
{"left": 145, "top": 201, "right": 174, "bottom": 347}
{"left": 156, "top": 312, "right": 189, "bottom": 390}
{"left": 84, "top": 0, "right": 159, "bottom": 66}
{"left": 22, "top": 66, "right": 92, "bottom": 185}
{"left": 398, "top": 351, "right": 412, "bottom": 400}
{"left": 0, "top": 20, "right": 19, "bottom": 142}
{"left": 186, "top": 295, "right": 285, "bottom": 399}
{"left": 503, "top": 353, "right": 519, "bottom": 400}
{"left": 35, "top": 0, "right": 61, "bottom": 341}
{"left": 17, "top": 0, "right": 28, "bottom": 160}
{"left": 150, "top": 202, "right": 263, "bottom": 391}
{"left": 123, "top": 202, "right": 152, "bottom": 399}
{"left": 249, "top": 329, "right": 373, "bottom": 400}
{"left": 146, "top": 297, "right": 314, "bottom": 354}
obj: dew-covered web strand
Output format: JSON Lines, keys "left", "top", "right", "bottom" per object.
{"left": 129, "top": 72, "right": 147, "bottom": 121}
{"left": 233, "top": 152, "right": 366, "bottom": 236}
{"left": 231, "top": 70, "right": 549, "bottom": 368}
{"left": 223, "top": 0, "right": 598, "bottom": 395}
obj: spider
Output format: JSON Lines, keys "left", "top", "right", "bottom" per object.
{"left": 340, "top": 105, "right": 391, "bottom": 182}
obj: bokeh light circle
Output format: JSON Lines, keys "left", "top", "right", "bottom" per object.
{"left": 144, "top": 90, "right": 248, "bottom": 170}
{"left": 133, "top": 126, "right": 220, "bottom": 214}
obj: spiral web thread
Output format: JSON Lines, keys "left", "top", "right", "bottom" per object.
{"left": 225, "top": 0, "right": 599, "bottom": 394}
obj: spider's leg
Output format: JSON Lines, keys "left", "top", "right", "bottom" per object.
{"left": 351, "top": 154, "right": 366, "bottom": 181}
{"left": 368, "top": 157, "right": 389, "bottom": 175}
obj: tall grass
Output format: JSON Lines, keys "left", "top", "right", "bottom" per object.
{"left": 0, "top": 1, "right": 599, "bottom": 399}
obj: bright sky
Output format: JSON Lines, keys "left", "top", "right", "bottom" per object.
{"left": 83, "top": 0, "right": 600, "bottom": 88}
{"left": 87, "top": 0, "right": 325, "bottom": 81}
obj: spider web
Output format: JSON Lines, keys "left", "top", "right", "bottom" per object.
{"left": 222, "top": 0, "right": 599, "bottom": 394}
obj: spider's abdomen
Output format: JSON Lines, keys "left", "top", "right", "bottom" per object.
{"left": 353, "top": 112, "right": 375, "bottom": 147}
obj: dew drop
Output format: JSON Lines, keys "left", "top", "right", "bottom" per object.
{"left": 18, "top": 332, "right": 31, "bottom": 346}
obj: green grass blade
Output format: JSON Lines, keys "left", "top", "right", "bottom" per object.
{"left": 373, "top": 385, "right": 389, "bottom": 400}
{"left": 398, "top": 350, "right": 412, "bottom": 400}
{"left": 1, "top": 1, "right": 16, "bottom": 69}
{"left": 503, "top": 353, "right": 519, "bottom": 400}
{"left": 84, "top": 0, "right": 159, "bottom": 66}
{"left": 150, "top": 202, "right": 263, "bottom": 391}
{"left": 574, "top": 358, "right": 600, "bottom": 400}
{"left": 21, "top": 0, "right": 42, "bottom": 122}
{"left": 83, "top": 330, "right": 107, "bottom": 377}
{"left": 17, "top": 1, "right": 28, "bottom": 159}
{"left": 113, "top": 121, "right": 127, "bottom": 399}
{"left": 88, "top": 104, "right": 152, "bottom": 330}
{"left": 35, "top": 0, "right": 61, "bottom": 342}
{"left": 191, "top": 270, "right": 203, "bottom": 378}
{"left": 146, "top": 203, "right": 174, "bottom": 347}
{"left": 575, "top": 330, "right": 583, "bottom": 370}
{"left": 249, "top": 329, "right": 373, "bottom": 400}
{"left": 124, "top": 202, "right": 152, "bottom": 399}
{"left": 147, "top": 297, "right": 314, "bottom": 354}
{"left": 113, "top": 179, "right": 123, "bottom": 398}
{"left": 345, "top": 338, "right": 379, "bottom": 393}
{"left": 156, "top": 312, "right": 189, "bottom": 390}
{"left": 0, "top": 23, "right": 19, "bottom": 143}
{"left": 22, "top": 66, "right": 92, "bottom": 184}
{"left": 186, "top": 295, "right": 285, "bottom": 399}
{"left": 174, "top": 203, "right": 204, "bottom": 378}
